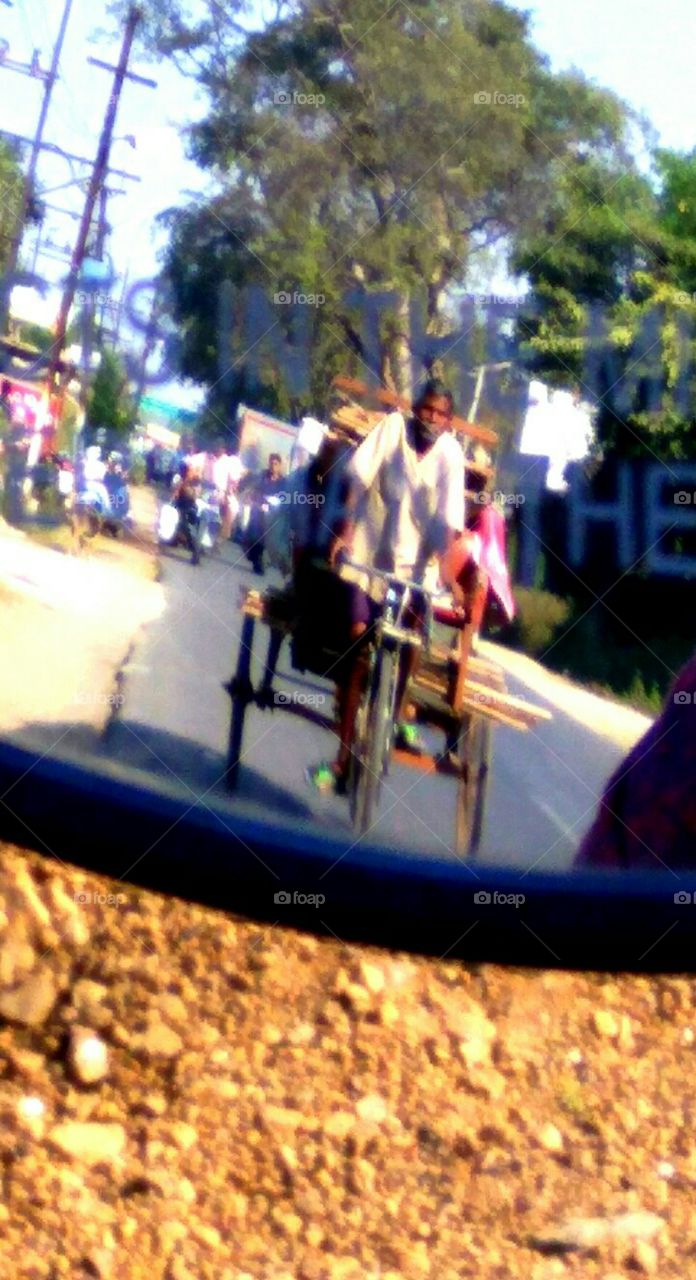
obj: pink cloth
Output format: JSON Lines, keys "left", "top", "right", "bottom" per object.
{"left": 443, "top": 507, "right": 515, "bottom": 621}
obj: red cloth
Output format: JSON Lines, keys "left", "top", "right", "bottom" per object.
{"left": 575, "top": 653, "right": 696, "bottom": 870}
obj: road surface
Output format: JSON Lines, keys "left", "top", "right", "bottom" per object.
{"left": 100, "top": 539, "right": 631, "bottom": 875}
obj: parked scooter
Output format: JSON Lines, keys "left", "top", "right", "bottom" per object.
{"left": 71, "top": 450, "right": 132, "bottom": 552}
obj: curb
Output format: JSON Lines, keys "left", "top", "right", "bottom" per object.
{"left": 478, "top": 640, "right": 654, "bottom": 753}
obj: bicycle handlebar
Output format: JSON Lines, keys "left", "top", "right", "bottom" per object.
{"left": 339, "top": 557, "right": 435, "bottom": 599}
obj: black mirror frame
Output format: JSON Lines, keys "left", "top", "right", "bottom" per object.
{"left": 0, "top": 737, "right": 691, "bottom": 973}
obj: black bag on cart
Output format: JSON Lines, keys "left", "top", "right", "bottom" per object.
{"left": 291, "top": 556, "right": 356, "bottom": 680}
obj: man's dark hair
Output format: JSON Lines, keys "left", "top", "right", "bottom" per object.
{"left": 413, "top": 378, "right": 455, "bottom": 416}
{"left": 269, "top": 452, "right": 282, "bottom": 465}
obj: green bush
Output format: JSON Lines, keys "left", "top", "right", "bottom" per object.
{"left": 506, "top": 587, "right": 572, "bottom": 657}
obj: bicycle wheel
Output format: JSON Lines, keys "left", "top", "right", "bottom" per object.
{"left": 351, "top": 646, "right": 397, "bottom": 835}
{"left": 455, "top": 713, "right": 491, "bottom": 858}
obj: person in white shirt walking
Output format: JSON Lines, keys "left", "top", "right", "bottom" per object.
{"left": 308, "top": 378, "right": 466, "bottom": 794}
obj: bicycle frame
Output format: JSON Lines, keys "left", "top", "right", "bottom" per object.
{"left": 341, "top": 559, "right": 435, "bottom": 656}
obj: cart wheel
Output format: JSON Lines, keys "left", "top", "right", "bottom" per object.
{"left": 350, "top": 647, "right": 396, "bottom": 835}
{"left": 455, "top": 714, "right": 491, "bottom": 858}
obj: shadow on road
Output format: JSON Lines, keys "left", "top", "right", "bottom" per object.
{"left": 100, "top": 718, "right": 317, "bottom": 821}
{"left": 7, "top": 717, "right": 319, "bottom": 824}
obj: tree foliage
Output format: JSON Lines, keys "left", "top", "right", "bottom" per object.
{"left": 86, "top": 349, "right": 137, "bottom": 437}
{"left": 514, "top": 149, "right": 696, "bottom": 460}
{"left": 113, "top": 0, "right": 637, "bottom": 423}
{"left": 0, "top": 140, "right": 26, "bottom": 281}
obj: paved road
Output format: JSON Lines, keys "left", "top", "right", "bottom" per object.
{"left": 99, "top": 539, "right": 630, "bottom": 875}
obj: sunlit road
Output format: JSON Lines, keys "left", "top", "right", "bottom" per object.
{"left": 100, "top": 539, "right": 629, "bottom": 875}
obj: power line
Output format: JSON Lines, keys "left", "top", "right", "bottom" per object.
{"left": 0, "top": 0, "right": 75, "bottom": 347}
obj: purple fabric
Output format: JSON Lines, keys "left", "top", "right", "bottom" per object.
{"left": 574, "top": 653, "right": 696, "bottom": 871}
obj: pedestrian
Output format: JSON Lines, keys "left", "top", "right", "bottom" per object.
{"left": 171, "top": 463, "right": 202, "bottom": 565}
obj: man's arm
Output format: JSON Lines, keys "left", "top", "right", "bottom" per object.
{"left": 327, "top": 413, "right": 399, "bottom": 566}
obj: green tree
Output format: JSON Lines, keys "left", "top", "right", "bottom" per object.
{"left": 114, "top": 0, "right": 636, "bottom": 416}
{"left": 86, "top": 349, "right": 137, "bottom": 437}
{"left": 514, "top": 149, "right": 696, "bottom": 460}
{"left": 0, "top": 140, "right": 25, "bottom": 282}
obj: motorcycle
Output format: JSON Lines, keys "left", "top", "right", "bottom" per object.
{"left": 71, "top": 457, "right": 132, "bottom": 552}
{"left": 196, "top": 484, "right": 223, "bottom": 555}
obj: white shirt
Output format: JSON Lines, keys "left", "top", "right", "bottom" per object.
{"left": 214, "top": 450, "right": 244, "bottom": 488}
{"left": 343, "top": 411, "right": 466, "bottom": 595}
{"left": 186, "top": 452, "right": 242, "bottom": 492}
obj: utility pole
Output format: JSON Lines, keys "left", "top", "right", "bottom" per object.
{"left": 0, "top": 0, "right": 74, "bottom": 346}
{"left": 48, "top": 7, "right": 151, "bottom": 422}
{"left": 132, "top": 280, "right": 165, "bottom": 411}
{"left": 78, "top": 184, "right": 112, "bottom": 409}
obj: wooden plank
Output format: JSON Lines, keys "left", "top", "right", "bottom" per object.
{"left": 458, "top": 698, "right": 533, "bottom": 732}
{"left": 331, "top": 375, "right": 499, "bottom": 447}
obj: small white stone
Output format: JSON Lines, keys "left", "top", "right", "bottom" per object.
{"left": 18, "top": 1095, "right": 45, "bottom": 1119}
{"left": 69, "top": 1027, "right": 109, "bottom": 1084}
{"left": 656, "top": 1161, "right": 675, "bottom": 1181}
{"left": 355, "top": 1094, "right": 388, "bottom": 1124}
{"left": 682, "top": 1027, "right": 694, "bottom": 1045}
{"left": 539, "top": 1122, "right": 565, "bottom": 1154}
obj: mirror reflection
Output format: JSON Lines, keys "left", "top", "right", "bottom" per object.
{"left": 1, "top": 0, "right": 693, "bottom": 886}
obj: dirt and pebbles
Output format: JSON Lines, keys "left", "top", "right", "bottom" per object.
{"left": 0, "top": 842, "right": 695, "bottom": 1280}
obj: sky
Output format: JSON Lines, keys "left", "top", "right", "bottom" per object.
{"left": 1, "top": 0, "right": 695, "bottom": 404}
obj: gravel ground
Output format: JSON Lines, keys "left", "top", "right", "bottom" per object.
{"left": 1, "top": 844, "right": 695, "bottom": 1280}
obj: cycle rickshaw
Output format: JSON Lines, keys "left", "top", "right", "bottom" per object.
{"left": 224, "top": 378, "right": 551, "bottom": 857}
